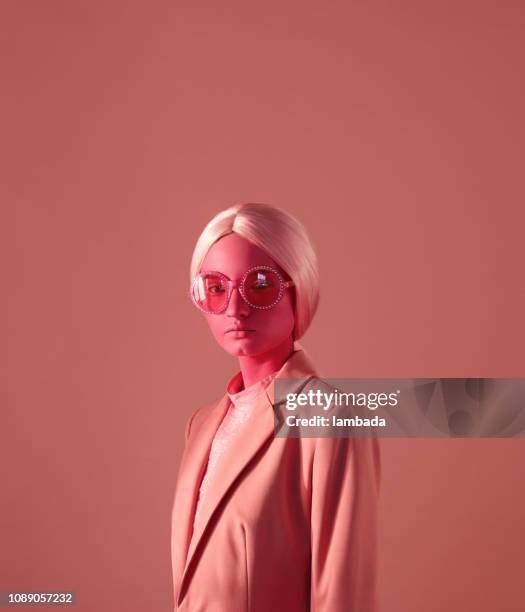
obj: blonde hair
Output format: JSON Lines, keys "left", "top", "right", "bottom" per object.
{"left": 190, "top": 203, "right": 320, "bottom": 341}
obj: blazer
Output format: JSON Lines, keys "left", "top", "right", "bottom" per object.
{"left": 171, "top": 348, "right": 381, "bottom": 611}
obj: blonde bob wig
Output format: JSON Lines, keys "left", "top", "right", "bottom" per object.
{"left": 190, "top": 203, "right": 320, "bottom": 341}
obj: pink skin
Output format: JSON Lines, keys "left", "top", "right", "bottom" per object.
{"left": 198, "top": 233, "right": 296, "bottom": 390}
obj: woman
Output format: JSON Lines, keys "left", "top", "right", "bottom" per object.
{"left": 171, "top": 203, "right": 381, "bottom": 611}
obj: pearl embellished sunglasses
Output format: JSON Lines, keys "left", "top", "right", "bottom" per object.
{"left": 190, "top": 265, "right": 294, "bottom": 314}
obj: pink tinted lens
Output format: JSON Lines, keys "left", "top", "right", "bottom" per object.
{"left": 243, "top": 269, "right": 281, "bottom": 307}
{"left": 192, "top": 274, "right": 228, "bottom": 312}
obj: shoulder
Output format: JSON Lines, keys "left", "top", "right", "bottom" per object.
{"left": 291, "top": 376, "right": 381, "bottom": 481}
{"left": 184, "top": 396, "right": 224, "bottom": 442}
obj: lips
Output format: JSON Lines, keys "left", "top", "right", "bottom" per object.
{"left": 225, "top": 327, "right": 255, "bottom": 333}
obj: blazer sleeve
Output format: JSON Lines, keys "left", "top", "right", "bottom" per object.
{"left": 310, "top": 433, "right": 381, "bottom": 611}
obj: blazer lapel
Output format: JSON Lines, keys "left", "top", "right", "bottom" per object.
{"left": 171, "top": 393, "right": 230, "bottom": 603}
{"left": 176, "top": 348, "right": 319, "bottom": 606}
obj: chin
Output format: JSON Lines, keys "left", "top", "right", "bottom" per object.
{"left": 226, "top": 344, "right": 261, "bottom": 358}
{"left": 219, "top": 338, "right": 269, "bottom": 358}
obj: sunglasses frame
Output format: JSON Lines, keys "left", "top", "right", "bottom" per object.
{"left": 190, "top": 265, "right": 294, "bottom": 314}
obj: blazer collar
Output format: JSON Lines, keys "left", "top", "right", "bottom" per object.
{"left": 174, "top": 347, "right": 319, "bottom": 606}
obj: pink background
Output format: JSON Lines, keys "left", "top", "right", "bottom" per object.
{"left": 1, "top": 1, "right": 524, "bottom": 610}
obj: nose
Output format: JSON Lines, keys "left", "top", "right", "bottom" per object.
{"left": 225, "top": 287, "right": 250, "bottom": 318}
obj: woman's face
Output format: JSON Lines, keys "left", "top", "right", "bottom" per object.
{"left": 197, "top": 233, "right": 295, "bottom": 357}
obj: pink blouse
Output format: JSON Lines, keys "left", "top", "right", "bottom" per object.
{"left": 192, "top": 370, "right": 278, "bottom": 529}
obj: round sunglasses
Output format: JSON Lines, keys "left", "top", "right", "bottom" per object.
{"left": 190, "top": 265, "right": 294, "bottom": 314}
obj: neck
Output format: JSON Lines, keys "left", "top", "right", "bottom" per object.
{"left": 238, "top": 336, "right": 295, "bottom": 389}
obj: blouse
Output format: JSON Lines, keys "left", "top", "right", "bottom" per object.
{"left": 192, "top": 369, "right": 278, "bottom": 530}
